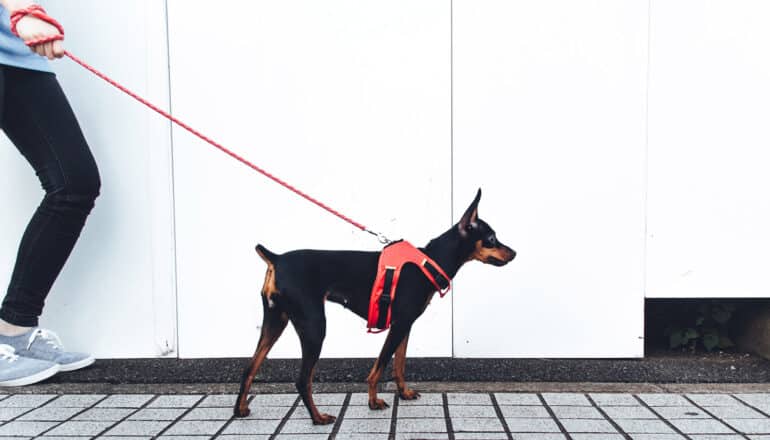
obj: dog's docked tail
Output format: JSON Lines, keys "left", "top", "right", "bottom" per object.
{"left": 255, "top": 244, "right": 278, "bottom": 264}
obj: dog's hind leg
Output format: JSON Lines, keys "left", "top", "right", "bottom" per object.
{"left": 393, "top": 332, "right": 420, "bottom": 400}
{"left": 234, "top": 296, "right": 288, "bottom": 417}
{"left": 292, "top": 308, "right": 335, "bottom": 425}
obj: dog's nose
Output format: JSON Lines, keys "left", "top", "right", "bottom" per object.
{"left": 509, "top": 249, "right": 516, "bottom": 260}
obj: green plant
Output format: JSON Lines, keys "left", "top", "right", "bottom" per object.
{"left": 666, "top": 302, "right": 736, "bottom": 352}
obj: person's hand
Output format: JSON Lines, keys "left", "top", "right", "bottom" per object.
{"left": 13, "top": 14, "right": 64, "bottom": 59}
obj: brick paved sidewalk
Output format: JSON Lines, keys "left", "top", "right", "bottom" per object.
{"left": 1, "top": 391, "right": 770, "bottom": 439}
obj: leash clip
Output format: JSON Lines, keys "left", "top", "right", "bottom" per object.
{"left": 366, "top": 229, "right": 392, "bottom": 245}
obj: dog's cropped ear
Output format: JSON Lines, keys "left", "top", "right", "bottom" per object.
{"left": 458, "top": 188, "right": 482, "bottom": 237}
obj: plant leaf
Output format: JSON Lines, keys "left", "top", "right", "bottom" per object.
{"left": 703, "top": 333, "right": 719, "bottom": 351}
{"left": 719, "top": 336, "right": 735, "bottom": 349}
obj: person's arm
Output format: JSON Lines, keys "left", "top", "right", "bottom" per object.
{"left": 1, "top": 0, "right": 64, "bottom": 59}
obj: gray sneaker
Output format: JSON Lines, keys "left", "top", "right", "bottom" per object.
{"left": 0, "top": 344, "right": 60, "bottom": 386}
{"left": 0, "top": 328, "right": 94, "bottom": 372}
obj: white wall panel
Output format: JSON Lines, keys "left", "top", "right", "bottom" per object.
{"left": 0, "top": 1, "right": 175, "bottom": 357}
{"left": 168, "top": 0, "right": 451, "bottom": 358}
{"left": 452, "top": 0, "right": 648, "bottom": 357}
{"left": 646, "top": 0, "right": 770, "bottom": 298}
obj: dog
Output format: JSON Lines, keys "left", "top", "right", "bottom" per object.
{"left": 233, "top": 189, "right": 515, "bottom": 423}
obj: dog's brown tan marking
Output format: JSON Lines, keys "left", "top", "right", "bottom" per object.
{"left": 256, "top": 247, "right": 279, "bottom": 305}
{"left": 468, "top": 240, "right": 515, "bottom": 264}
{"left": 393, "top": 334, "right": 419, "bottom": 400}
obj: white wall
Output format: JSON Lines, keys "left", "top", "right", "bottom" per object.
{"left": 1, "top": 1, "right": 767, "bottom": 359}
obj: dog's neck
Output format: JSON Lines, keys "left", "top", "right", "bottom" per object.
{"left": 422, "top": 225, "right": 475, "bottom": 279}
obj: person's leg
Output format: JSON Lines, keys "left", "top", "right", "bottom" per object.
{"left": 0, "top": 66, "right": 100, "bottom": 332}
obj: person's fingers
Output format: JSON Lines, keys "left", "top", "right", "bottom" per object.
{"left": 52, "top": 40, "right": 65, "bottom": 58}
{"left": 43, "top": 42, "right": 54, "bottom": 60}
{"left": 32, "top": 44, "right": 46, "bottom": 57}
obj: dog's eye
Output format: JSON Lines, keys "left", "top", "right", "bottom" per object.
{"left": 483, "top": 235, "right": 497, "bottom": 247}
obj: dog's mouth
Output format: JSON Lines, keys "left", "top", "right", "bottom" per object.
{"left": 486, "top": 256, "right": 509, "bottom": 266}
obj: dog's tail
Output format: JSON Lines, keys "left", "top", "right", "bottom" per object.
{"left": 255, "top": 244, "right": 278, "bottom": 264}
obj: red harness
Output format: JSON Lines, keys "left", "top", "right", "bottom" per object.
{"left": 367, "top": 241, "right": 451, "bottom": 333}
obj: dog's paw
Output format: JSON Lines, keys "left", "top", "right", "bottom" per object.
{"left": 233, "top": 406, "right": 251, "bottom": 418}
{"left": 312, "top": 413, "right": 337, "bottom": 425}
{"left": 399, "top": 389, "right": 421, "bottom": 400}
{"left": 368, "top": 398, "right": 390, "bottom": 410}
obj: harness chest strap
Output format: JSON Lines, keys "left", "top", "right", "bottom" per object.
{"left": 367, "top": 241, "right": 451, "bottom": 333}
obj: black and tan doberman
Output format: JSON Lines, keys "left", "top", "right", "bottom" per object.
{"left": 234, "top": 189, "right": 515, "bottom": 423}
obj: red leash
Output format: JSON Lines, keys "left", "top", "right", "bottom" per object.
{"left": 10, "top": 6, "right": 390, "bottom": 244}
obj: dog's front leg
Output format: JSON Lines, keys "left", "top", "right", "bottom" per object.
{"left": 367, "top": 323, "right": 412, "bottom": 409}
{"left": 393, "top": 332, "right": 420, "bottom": 400}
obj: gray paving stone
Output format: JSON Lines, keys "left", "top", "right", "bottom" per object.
{"left": 73, "top": 407, "right": 134, "bottom": 421}
{"left": 396, "top": 418, "right": 447, "bottom": 433}
{"left": 45, "top": 394, "right": 106, "bottom": 407}
{"left": 615, "top": 419, "right": 676, "bottom": 434}
{"left": 311, "top": 393, "right": 347, "bottom": 405}
{"left": 591, "top": 393, "right": 640, "bottom": 406}
{"left": 670, "top": 418, "right": 735, "bottom": 434}
{"left": 219, "top": 435, "right": 270, "bottom": 440}
{"left": 448, "top": 404, "right": 497, "bottom": 418}
{"left": 97, "top": 394, "right": 154, "bottom": 408}
{"left": 448, "top": 393, "right": 492, "bottom": 405}
{"left": 509, "top": 435, "right": 566, "bottom": 440}
{"left": 182, "top": 406, "right": 236, "bottom": 420}
{"left": 349, "top": 393, "right": 396, "bottom": 407}
{"left": 570, "top": 435, "right": 624, "bottom": 440}
{"left": 99, "top": 437, "right": 153, "bottom": 440}
{"left": 40, "top": 437, "right": 93, "bottom": 440}
{"left": 396, "top": 405, "right": 444, "bottom": 418}
{"left": 240, "top": 406, "right": 292, "bottom": 419}
{"left": 653, "top": 405, "right": 711, "bottom": 419}
{"left": 602, "top": 405, "right": 657, "bottom": 419}
{"left": 452, "top": 417, "right": 504, "bottom": 433}
{"left": 147, "top": 395, "right": 203, "bottom": 408}
{"left": 17, "top": 406, "right": 82, "bottom": 421}
{"left": 550, "top": 405, "right": 603, "bottom": 419}
{"left": 687, "top": 394, "right": 741, "bottom": 407}
{"left": 0, "top": 395, "right": 56, "bottom": 408}
{"left": 629, "top": 435, "right": 686, "bottom": 440}
{"left": 250, "top": 394, "right": 297, "bottom": 407}
{"left": 560, "top": 418, "right": 617, "bottom": 433}
{"left": 495, "top": 393, "right": 541, "bottom": 405}
{"left": 223, "top": 419, "right": 280, "bottom": 435}
{"left": 344, "top": 404, "right": 393, "bottom": 419}
{"left": 504, "top": 418, "right": 561, "bottom": 433}
{"left": 725, "top": 418, "right": 770, "bottom": 434}
{"left": 163, "top": 420, "right": 227, "bottom": 435}
{"left": 197, "top": 394, "right": 238, "bottom": 407}
{"left": 393, "top": 393, "right": 441, "bottom": 406}
{"left": 334, "top": 435, "right": 390, "bottom": 440}
{"left": 735, "top": 394, "right": 770, "bottom": 408}
{"left": 103, "top": 420, "right": 172, "bottom": 436}
{"left": 0, "top": 421, "right": 58, "bottom": 436}
{"left": 638, "top": 394, "right": 691, "bottom": 406}
{"left": 44, "top": 421, "right": 113, "bottom": 436}
{"left": 289, "top": 405, "right": 341, "bottom": 419}
{"left": 454, "top": 434, "right": 507, "bottom": 440}
{"left": 499, "top": 405, "right": 550, "bottom": 418}
{"left": 705, "top": 405, "right": 766, "bottom": 419}
{"left": 689, "top": 436, "right": 745, "bottom": 440}
{"left": 0, "top": 407, "right": 29, "bottom": 421}
{"left": 279, "top": 419, "right": 334, "bottom": 434}
{"left": 272, "top": 435, "right": 329, "bottom": 440}
{"left": 338, "top": 418, "right": 392, "bottom": 433}
{"left": 542, "top": 393, "right": 590, "bottom": 406}
{"left": 750, "top": 435, "right": 770, "bottom": 440}
{"left": 128, "top": 407, "right": 187, "bottom": 421}
{"left": 395, "top": 434, "right": 448, "bottom": 440}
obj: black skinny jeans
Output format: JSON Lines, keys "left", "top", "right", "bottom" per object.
{"left": 0, "top": 65, "right": 100, "bottom": 327}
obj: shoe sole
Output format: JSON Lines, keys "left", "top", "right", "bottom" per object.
{"left": 59, "top": 355, "right": 95, "bottom": 372}
{"left": 0, "top": 363, "right": 60, "bottom": 387}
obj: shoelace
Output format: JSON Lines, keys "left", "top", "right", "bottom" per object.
{"left": 0, "top": 344, "right": 19, "bottom": 363}
{"left": 27, "top": 328, "right": 63, "bottom": 351}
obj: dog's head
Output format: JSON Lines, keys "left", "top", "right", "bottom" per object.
{"left": 458, "top": 189, "right": 516, "bottom": 266}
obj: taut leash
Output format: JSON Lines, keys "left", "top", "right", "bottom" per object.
{"left": 10, "top": 5, "right": 392, "bottom": 245}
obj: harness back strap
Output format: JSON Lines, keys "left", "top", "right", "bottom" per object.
{"left": 367, "top": 240, "right": 451, "bottom": 333}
